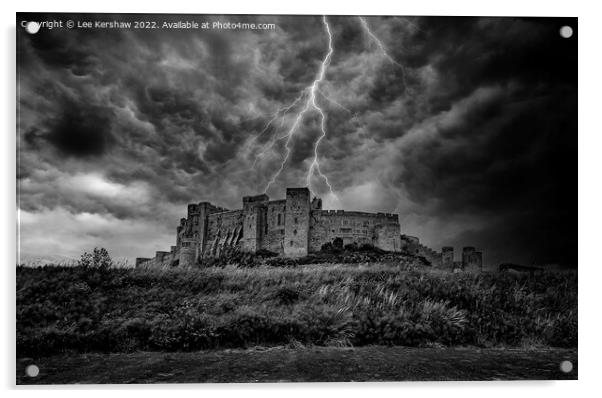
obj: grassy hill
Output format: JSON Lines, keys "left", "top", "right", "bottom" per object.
{"left": 16, "top": 262, "right": 577, "bottom": 356}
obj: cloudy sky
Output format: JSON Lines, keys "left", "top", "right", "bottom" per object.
{"left": 17, "top": 13, "right": 577, "bottom": 267}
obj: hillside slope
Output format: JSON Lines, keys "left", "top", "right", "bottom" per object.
{"left": 17, "top": 263, "right": 577, "bottom": 356}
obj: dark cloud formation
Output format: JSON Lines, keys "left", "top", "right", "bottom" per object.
{"left": 17, "top": 13, "right": 576, "bottom": 267}
{"left": 39, "top": 99, "right": 114, "bottom": 157}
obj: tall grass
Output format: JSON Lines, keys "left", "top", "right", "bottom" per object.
{"left": 16, "top": 264, "right": 577, "bottom": 356}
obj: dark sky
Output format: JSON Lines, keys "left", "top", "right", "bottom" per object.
{"left": 17, "top": 13, "right": 577, "bottom": 267}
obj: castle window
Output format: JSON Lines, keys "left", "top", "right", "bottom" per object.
{"left": 294, "top": 217, "right": 298, "bottom": 224}
{"left": 277, "top": 214, "right": 282, "bottom": 226}
{"left": 343, "top": 220, "right": 348, "bottom": 225}
{"left": 290, "top": 240, "right": 294, "bottom": 246}
{"left": 293, "top": 229, "right": 297, "bottom": 235}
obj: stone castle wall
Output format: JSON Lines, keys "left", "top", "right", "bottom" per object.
{"left": 284, "top": 188, "right": 311, "bottom": 257}
{"left": 309, "top": 210, "right": 401, "bottom": 252}
{"left": 205, "top": 210, "right": 244, "bottom": 257}
{"left": 262, "top": 200, "right": 286, "bottom": 254}
{"left": 135, "top": 186, "right": 482, "bottom": 271}
{"left": 137, "top": 187, "right": 405, "bottom": 268}
{"left": 462, "top": 246, "right": 483, "bottom": 272}
{"left": 400, "top": 235, "right": 442, "bottom": 267}
{"left": 399, "top": 235, "right": 483, "bottom": 271}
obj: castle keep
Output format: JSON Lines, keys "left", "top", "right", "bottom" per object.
{"left": 136, "top": 187, "right": 483, "bottom": 271}
{"left": 136, "top": 187, "right": 401, "bottom": 268}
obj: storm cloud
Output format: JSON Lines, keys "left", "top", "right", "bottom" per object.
{"left": 17, "top": 13, "right": 577, "bottom": 267}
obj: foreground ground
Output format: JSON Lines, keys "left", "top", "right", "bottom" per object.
{"left": 17, "top": 346, "right": 577, "bottom": 384}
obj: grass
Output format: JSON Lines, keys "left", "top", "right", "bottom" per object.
{"left": 16, "top": 262, "right": 577, "bottom": 356}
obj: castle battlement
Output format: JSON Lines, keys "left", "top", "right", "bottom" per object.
{"left": 319, "top": 209, "right": 396, "bottom": 218}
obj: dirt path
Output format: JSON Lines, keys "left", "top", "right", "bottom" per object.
{"left": 16, "top": 346, "right": 577, "bottom": 384}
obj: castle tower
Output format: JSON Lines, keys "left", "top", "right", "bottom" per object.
{"left": 181, "top": 202, "right": 214, "bottom": 265}
{"left": 176, "top": 218, "right": 186, "bottom": 247}
{"left": 462, "top": 246, "right": 483, "bottom": 272}
{"left": 462, "top": 247, "right": 475, "bottom": 269}
{"left": 135, "top": 257, "right": 151, "bottom": 268}
{"left": 311, "top": 197, "right": 322, "bottom": 210}
{"left": 241, "top": 194, "right": 269, "bottom": 252}
{"left": 284, "top": 187, "right": 311, "bottom": 257}
{"left": 472, "top": 251, "right": 483, "bottom": 272}
{"left": 195, "top": 202, "right": 217, "bottom": 259}
{"left": 179, "top": 237, "right": 197, "bottom": 269}
{"left": 374, "top": 222, "right": 402, "bottom": 252}
{"left": 442, "top": 246, "right": 454, "bottom": 269}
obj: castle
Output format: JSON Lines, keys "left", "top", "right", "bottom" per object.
{"left": 136, "top": 187, "right": 483, "bottom": 271}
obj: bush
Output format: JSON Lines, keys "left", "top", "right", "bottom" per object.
{"left": 255, "top": 249, "right": 278, "bottom": 258}
{"left": 320, "top": 242, "right": 333, "bottom": 251}
{"left": 344, "top": 242, "right": 358, "bottom": 251}
{"left": 78, "top": 247, "right": 113, "bottom": 269}
{"left": 268, "top": 286, "right": 302, "bottom": 306}
{"left": 333, "top": 237, "right": 344, "bottom": 250}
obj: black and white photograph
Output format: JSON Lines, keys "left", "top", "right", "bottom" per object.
{"left": 15, "top": 10, "right": 577, "bottom": 384}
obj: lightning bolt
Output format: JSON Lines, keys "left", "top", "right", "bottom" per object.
{"left": 264, "top": 15, "right": 339, "bottom": 203}
{"left": 258, "top": 16, "right": 411, "bottom": 202}
{"left": 318, "top": 89, "right": 352, "bottom": 114}
{"left": 250, "top": 90, "right": 307, "bottom": 169}
{"left": 358, "top": 16, "right": 407, "bottom": 88}
{"left": 358, "top": 17, "right": 412, "bottom": 214}
{"left": 358, "top": 17, "right": 402, "bottom": 66}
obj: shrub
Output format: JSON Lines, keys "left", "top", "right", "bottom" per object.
{"left": 344, "top": 242, "right": 358, "bottom": 251}
{"left": 268, "top": 286, "right": 302, "bottom": 306}
{"left": 359, "top": 243, "right": 382, "bottom": 253}
{"left": 255, "top": 249, "right": 278, "bottom": 258}
{"left": 78, "top": 247, "right": 113, "bottom": 269}
{"left": 320, "top": 242, "right": 333, "bottom": 251}
{"left": 332, "top": 237, "right": 344, "bottom": 250}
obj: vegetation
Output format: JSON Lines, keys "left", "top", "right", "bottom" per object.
{"left": 16, "top": 262, "right": 576, "bottom": 356}
{"left": 77, "top": 247, "right": 113, "bottom": 269}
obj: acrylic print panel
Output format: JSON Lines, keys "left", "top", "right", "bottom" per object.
{"left": 16, "top": 13, "right": 577, "bottom": 384}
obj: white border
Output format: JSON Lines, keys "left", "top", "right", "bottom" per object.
{"left": 3, "top": 0, "right": 599, "bottom": 396}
